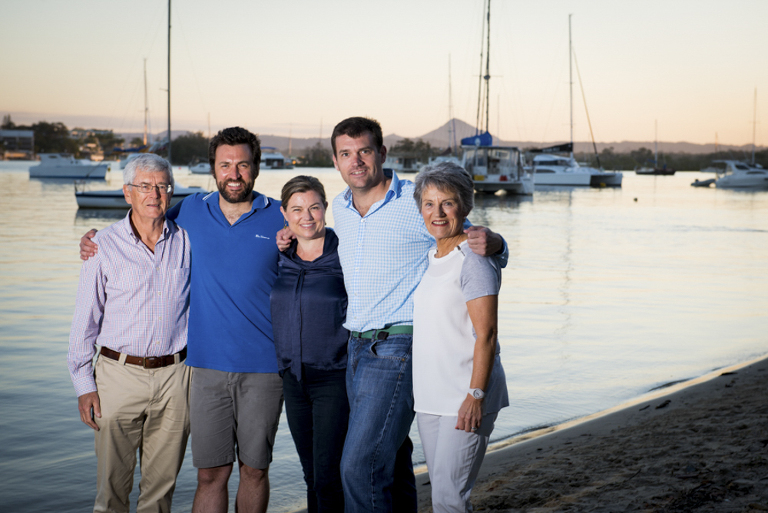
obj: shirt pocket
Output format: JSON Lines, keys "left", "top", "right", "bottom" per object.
{"left": 165, "top": 267, "right": 191, "bottom": 308}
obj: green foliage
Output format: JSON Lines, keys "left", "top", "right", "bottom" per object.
{"left": 576, "top": 146, "right": 768, "bottom": 171}
{"left": 297, "top": 142, "right": 333, "bottom": 167}
{"left": 130, "top": 137, "right": 145, "bottom": 148}
{"left": 93, "top": 131, "right": 124, "bottom": 157}
{"left": 32, "top": 121, "right": 79, "bottom": 155}
{"left": 170, "top": 131, "right": 208, "bottom": 165}
{"left": 2, "top": 114, "right": 15, "bottom": 129}
{"left": 390, "top": 138, "right": 439, "bottom": 162}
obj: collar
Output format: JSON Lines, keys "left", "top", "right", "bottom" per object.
{"left": 342, "top": 169, "right": 402, "bottom": 213}
{"left": 204, "top": 190, "right": 272, "bottom": 216}
{"left": 122, "top": 209, "right": 175, "bottom": 244}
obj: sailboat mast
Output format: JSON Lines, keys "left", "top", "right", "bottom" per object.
{"left": 654, "top": 119, "right": 658, "bottom": 164}
{"left": 143, "top": 58, "right": 148, "bottom": 146}
{"left": 484, "top": 0, "right": 491, "bottom": 135}
{"left": 569, "top": 14, "right": 574, "bottom": 158}
{"left": 474, "top": 0, "right": 487, "bottom": 136}
{"left": 752, "top": 87, "right": 757, "bottom": 165}
{"left": 167, "top": 0, "right": 172, "bottom": 164}
{"left": 448, "top": 54, "right": 454, "bottom": 153}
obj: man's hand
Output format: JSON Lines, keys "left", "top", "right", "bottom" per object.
{"left": 80, "top": 229, "right": 99, "bottom": 261}
{"left": 465, "top": 226, "right": 502, "bottom": 257}
{"left": 78, "top": 391, "right": 101, "bottom": 431}
{"left": 276, "top": 226, "right": 295, "bottom": 252}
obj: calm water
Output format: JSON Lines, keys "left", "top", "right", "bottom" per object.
{"left": 1, "top": 161, "right": 766, "bottom": 512}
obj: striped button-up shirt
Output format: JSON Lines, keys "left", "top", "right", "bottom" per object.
{"left": 67, "top": 213, "right": 191, "bottom": 396}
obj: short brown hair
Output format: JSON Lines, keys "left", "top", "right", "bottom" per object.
{"left": 208, "top": 127, "right": 261, "bottom": 176}
{"left": 331, "top": 117, "right": 383, "bottom": 155}
{"left": 280, "top": 175, "right": 327, "bottom": 208}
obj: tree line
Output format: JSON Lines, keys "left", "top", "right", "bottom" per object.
{"left": 566, "top": 146, "right": 767, "bottom": 171}
{"left": 5, "top": 115, "right": 763, "bottom": 170}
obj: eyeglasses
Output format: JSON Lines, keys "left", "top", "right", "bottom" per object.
{"left": 128, "top": 183, "right": 174, "bottom": 194}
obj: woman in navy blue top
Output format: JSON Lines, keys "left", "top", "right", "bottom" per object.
{"left": 270, "top": 176, "right": 349, "bottom": 513}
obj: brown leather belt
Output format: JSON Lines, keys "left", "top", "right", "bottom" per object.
{"left": 100, "top": 346, "right": 186, "bottom": 369}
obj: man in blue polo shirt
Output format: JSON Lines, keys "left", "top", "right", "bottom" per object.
{"left": 80, "top": 127, "right": 284, "bottom": 513}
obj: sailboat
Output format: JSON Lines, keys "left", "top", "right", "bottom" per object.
{"left": 635, "top": 120, "right": 675, "bottom": 175}
{"left": 531, "top": 15, "right": 622, "bottom": 187}
{"left": 461, "top": 0, "right": 533, "bottom": 195}
{"left": 75, "top": 0, "right": 205, "bottom": 208}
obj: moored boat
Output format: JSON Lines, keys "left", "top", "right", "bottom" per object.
{"left": 189, "top": 162, "right": 210, "bottom": 174}
{"left": 75, "top": 184, "right": 207, "bottom": 209}
{"left": 261, "top": 147, "right": 287, "bottom": 169}
{"left": 635, "top": 167, "right": 676, "bottom": 175}
{"left": 531, "top": 144, "right": 622, "bottom": 186}
{"left": 462, "top": 141, "right": 533, "bottom": 195}
{"left": 29, "top": 154, "right": 108, "bottom": 179}
{"left": 711, "top": 160, "right": 768, "bottom": 190}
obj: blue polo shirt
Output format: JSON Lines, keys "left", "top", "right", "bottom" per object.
{"left": 167, "top": 191, "right": 283, "bottom": 373}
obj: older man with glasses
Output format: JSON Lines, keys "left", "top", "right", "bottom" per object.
{"left": 68, "top": 153, "right": 192, "bottom": 513}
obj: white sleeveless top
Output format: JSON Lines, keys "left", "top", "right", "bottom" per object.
{"left": 413, "top": 241, "right": 509, "bottom": 416}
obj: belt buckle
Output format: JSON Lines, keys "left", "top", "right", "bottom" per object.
{"left": 143, "top": 356, "right": 163, "bottom": 369}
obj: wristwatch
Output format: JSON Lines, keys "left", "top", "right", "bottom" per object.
{"left": 469, "top": 388, "right": 485, "bottom": 400}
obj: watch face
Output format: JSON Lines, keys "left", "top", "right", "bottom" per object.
{"left": 472, "top": 389, "right": 484, "bottom": 399}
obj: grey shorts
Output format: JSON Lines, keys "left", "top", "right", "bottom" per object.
{"left": 190, "top": 368, "right": 283, "bottom": 469}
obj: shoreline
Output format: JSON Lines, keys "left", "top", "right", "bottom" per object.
{"left": 416, "top": 353, "right": 768, "bottom": 511}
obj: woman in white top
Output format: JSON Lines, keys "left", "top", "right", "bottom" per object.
{"left": 412, "top": 161, "right": 509, "bottom": 513}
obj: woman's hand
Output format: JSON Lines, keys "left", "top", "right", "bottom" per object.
{"left": 455, "top": 394, "right": 484, "bottom": 433}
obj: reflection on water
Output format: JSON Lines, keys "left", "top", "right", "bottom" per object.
{"left": 1, "top": 161, "right": 767, "bottom": 512}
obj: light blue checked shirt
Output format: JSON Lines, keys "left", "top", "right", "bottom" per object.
{"left": 333, "top": 170, "right": 507, "bottom": 332}
{"left": 67, "top": 213, "right": 191, "bottom": 396}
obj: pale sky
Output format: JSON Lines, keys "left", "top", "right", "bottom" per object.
{"left": 2, "top": 0, "right": 766, "bottom": 146}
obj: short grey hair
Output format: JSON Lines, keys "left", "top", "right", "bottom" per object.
{"left": 123, "top": 153, "right": 174, "bottom": 186}
{"left": 413, "top": 161, "right": 474, "bottom": 217}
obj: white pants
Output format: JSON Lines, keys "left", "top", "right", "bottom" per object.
{"left": 416, "top": 411, "right": 497, "bottom": 513}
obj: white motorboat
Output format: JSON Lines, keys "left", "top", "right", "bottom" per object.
{"left": 531, "top": 149, "right": 622, "bottom": 186}
{"left": 75, "top": 184, "right": 207, "bottom": 209}
{"left": 190, "top": 162, "right": 210, "bottom": 174}
{"left": 710, "top": 160, "right": 768, "bottom": 190}
{"left": 29, "top": 154, "right": 108, "bottom": 179}
{"left": 462, "top": 143, "right": 534, "bottom": 195}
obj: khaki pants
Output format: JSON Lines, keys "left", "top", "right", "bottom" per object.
{"left": 93, "top": 355, "right": 191, "bottom": 513}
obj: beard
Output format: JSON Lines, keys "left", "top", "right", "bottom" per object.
{"left": 217, "top": 178, "right": 255, "bottom": 203}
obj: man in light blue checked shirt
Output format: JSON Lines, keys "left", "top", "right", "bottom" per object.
{"left": 68, "top": 154, "right": 191, "bottom": 513}
{"left": 330, "top": 117, "right": 506, "bottom": 512}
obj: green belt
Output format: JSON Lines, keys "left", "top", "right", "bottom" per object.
{"left": 351, "top": 325, "right": 413, "bottom": 340}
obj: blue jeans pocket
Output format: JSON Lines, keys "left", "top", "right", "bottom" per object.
{"left": 369, "top": 336, "right": 411, "bottom": 361}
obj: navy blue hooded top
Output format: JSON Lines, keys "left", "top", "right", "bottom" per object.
{"left": 269, "top": 228, "right": 349, "bottom": 379}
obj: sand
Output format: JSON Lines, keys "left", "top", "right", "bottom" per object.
{"left": 416, "top": 355, "right": 768, "bottom": 512}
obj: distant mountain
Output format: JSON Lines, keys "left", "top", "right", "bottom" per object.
{"left": 396, "top": 119, "right": 760, "bottom": 156}
{"left": 120, "top": 121, "right": 762, "bottom": 157}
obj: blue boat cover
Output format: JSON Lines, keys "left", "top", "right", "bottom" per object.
{"left": 461, "top": 131, "right": 493, "bottom": 147}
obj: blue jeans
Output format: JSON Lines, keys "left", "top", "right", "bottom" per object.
{"left": 341, "top": 334, "right": 417, "bottom": 513}
{"left": 283, "top": 366, "right": 348, "bottom": 513}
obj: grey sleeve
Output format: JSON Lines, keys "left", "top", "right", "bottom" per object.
{"left": 460, "top": 251, "right": 502, "bottom": 303}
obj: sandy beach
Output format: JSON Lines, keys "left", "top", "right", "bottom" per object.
{"left": 416, "top": 355, "right": 768, "bottom": 512}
